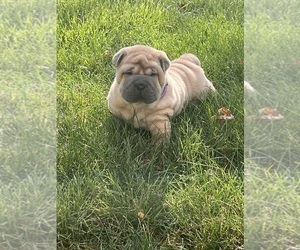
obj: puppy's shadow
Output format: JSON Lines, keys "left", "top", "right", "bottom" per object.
{"left": 104, "top": 116, "right": 154, "bottom": 150}
{"left": 104, "top": 116, "right": 175, "bottom": 169}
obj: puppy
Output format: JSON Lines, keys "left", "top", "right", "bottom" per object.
{"left": 107, "top": 45, "right": 215, "bottom": 142}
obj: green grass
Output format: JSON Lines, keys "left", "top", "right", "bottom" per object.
{"left": 245, "top": 0, "right": 300, "bottom": 249}
{"left": 0, "top": 0, "right": 56, "bottom": 249}
{"left": 57, "top": 0, "right": 243, "bottom": 249}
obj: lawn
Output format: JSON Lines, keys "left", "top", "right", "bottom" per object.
{"left": 0, "top": 0, "right": 56, "bottom": 249}
{"left": 244, "top": 0, "right": 300, "bottom": 249}
{"left": 57, "top": 0, "right": 243, "bottom": 249}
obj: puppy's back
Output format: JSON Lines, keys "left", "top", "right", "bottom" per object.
{"left": 168, "top": 54, "right": 215, "bottom": 100}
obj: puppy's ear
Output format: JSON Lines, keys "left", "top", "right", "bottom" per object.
{"left": 112, "top": 49, "right": 126, "bottom": 66}
{"left": 159, "top": 56, "right": 170, "bottom": 72}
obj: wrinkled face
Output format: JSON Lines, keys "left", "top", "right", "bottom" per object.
{"left": 113, "top": 46, "right": 170, "bottom": 104}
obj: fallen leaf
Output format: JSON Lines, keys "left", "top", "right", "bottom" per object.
{"left": 247, "top": 107, "right": 284, "bottom": 120}
{"left": 258, "top": 107, "right": 284, "bottom": 120}
{"left": 137, "top": 211, "right": 145, "bottom": 220}
{"left": 212, "top": 107, "right": 234, "bottom": 120}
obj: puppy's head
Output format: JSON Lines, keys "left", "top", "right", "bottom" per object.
{"left": 113, "top": 45, "right": 170, "bottom": 104}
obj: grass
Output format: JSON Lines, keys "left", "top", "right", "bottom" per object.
{"left": 0, "top": 0, "right": 56, "bottom": 249}
{"left": 244, "top": 0, "right": 300, "bottom": 249}
{"left": 57, "top": 0, "right": 243, "bottom": 249}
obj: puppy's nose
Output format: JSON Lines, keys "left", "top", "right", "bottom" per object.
{"left": 134, "top": 82, "right": 146, "bottom": 91}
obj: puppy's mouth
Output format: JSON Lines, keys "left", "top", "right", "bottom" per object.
{"left": 121, "top": 75, "right": 159, "bottom": 104}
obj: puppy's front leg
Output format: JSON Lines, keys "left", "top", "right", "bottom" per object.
{"left": 149, "top": 118, "right": 171, "bottom": 144}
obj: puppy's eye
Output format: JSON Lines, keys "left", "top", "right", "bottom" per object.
{"left": 150, "top": 72, "right": 157, "bottom": 76}
{"left": 124, "top": 70, "right": 133, "bottom": 75}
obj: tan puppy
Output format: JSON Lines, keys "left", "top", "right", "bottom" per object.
{"left": 107, "top": 45, "right": 215, "bottom": 142}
